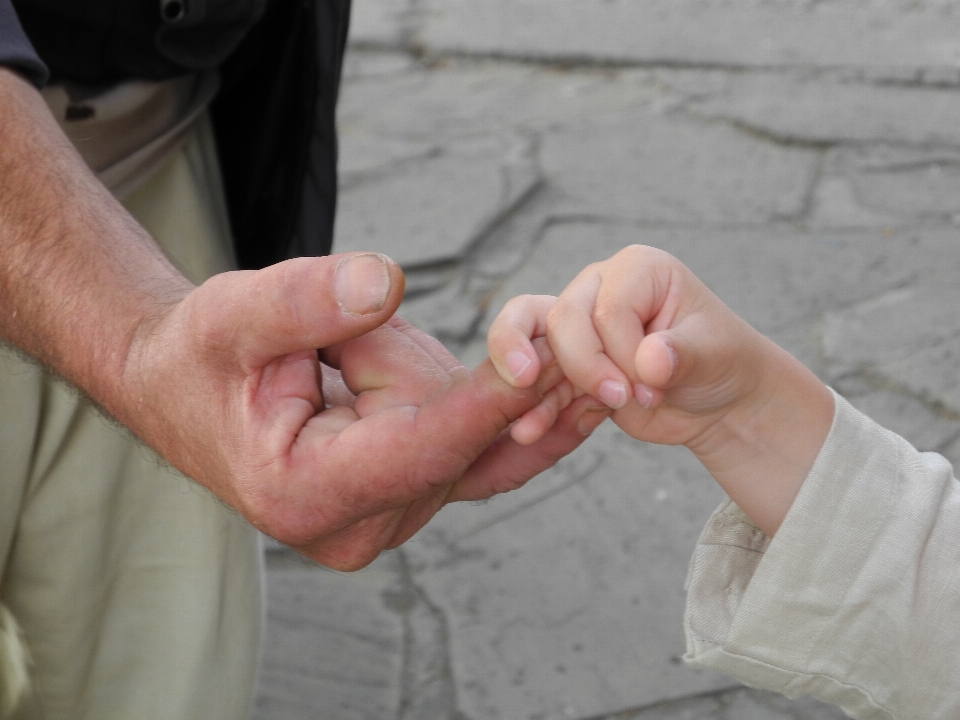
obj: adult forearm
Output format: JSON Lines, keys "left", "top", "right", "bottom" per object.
{"left": 0, "top": 68, "right": 192, "bottom": 418}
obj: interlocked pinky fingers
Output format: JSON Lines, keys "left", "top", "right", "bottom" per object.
{"left": 488, "top": 295, "right": 558, "bottom": 388}
{"left": 510, "top": 378, "right": 577, "bottom": 446}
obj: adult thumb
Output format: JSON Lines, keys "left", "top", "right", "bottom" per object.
{"left": 215, "top": 253, "right": 405, "bottom": 367}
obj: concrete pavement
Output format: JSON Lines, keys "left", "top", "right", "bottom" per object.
{"left": 252, "top": 2, "right": 960, "bottom": 718}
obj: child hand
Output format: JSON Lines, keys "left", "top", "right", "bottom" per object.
{"left": 488, "top": 245, "right": 834, "bottom": 535}
{"left": 486, "top": 320, "right": 606, "bottom": 446}
{"left": 489, "top": 245, "right": 765, "bottom": 447}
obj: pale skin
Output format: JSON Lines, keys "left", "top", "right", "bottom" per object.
{"left": 0, "top": 66, "right": 609, "bottom": 571}
{"left": 487, "top": 245, "right": 836, "bottom": 537}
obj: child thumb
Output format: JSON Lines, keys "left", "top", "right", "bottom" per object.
{"left": 635, "top": 308, "right": 744, "bottom": 392}
{"left": 634, "top": 331, "right": 679, "bottom": 390}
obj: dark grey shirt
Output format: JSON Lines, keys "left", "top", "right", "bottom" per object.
{"left": 0, "top": 0, "right": 47, "bottom": 86}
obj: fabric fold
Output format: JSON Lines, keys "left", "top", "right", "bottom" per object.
{"left": 684, "top": 390, "right": 960, "bottom": 720}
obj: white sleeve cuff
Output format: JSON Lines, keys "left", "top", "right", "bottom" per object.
{"left": 684, "top": 390, "right": 960, "bottom": 720}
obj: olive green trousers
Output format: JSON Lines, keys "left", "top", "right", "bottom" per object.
{"left": 2, "top": 116, "right": 262, "bottom": 720}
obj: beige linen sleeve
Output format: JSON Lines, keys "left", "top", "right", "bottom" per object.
{"left": 684, "top": 391, "right": 960, "bottom": 720}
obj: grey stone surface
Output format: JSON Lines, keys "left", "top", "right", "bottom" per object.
{"left": 878, "top": 336, "right": 960, "bottom": 417}
{"left": 399, "top": 279, "right": 484, "bottom": 345}
{"left": 411, "top": 0, "right": 960, "bottom": 71}
{"left": 823, "top": 284, "right": 960, "bottom": 370}
{"left": 938, "top": 431, "right": 960, "bottom": 470}
{"left": 336, "top": 58, "right": 667, "bottom": 142}
{"left": 481, "top": 222, "right": 960, "bottom": 337}
{"left": 540, "top": 112, "right": 819, "bottom": 224}
{"left": 348, "top": 0, "right": 414, "bottom": 48}
{"left": 835, "top": 147, "right": 960, "bottom": 222}
{"left": 404, "top": 426, "right": 730, "bottom": 720}
{"left": 806, "top": 146, "right": 960, "bottom": 227}
{"left": 687, "top": 73, "right": 960, "bottom": 146}
{"left": 338, "top": 135, "right": 441, "bottom": 190}
{"left": 253, "top": 3, "right": 960, "bottom": 719}
{"left": 607, "top": 686, "right": 846, "bottom": 720}
{"left": 334, "top": 133, "right": 540, "bottom": 267}
{"left": 833, "top": 375, "right": 960, "bottom": 454}
{"left": 341, "top": 47, "right": 421, "bottom": 81}
{"left": 252, "top": 551, "right": 405, "bottom": 720}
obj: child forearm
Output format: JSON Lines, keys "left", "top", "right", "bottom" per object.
{"left": 684, "top": 335, "right": 835, "bottom": 537}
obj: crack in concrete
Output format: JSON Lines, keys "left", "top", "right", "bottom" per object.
{"left": 416, "top": 450, "right": 607, "bottom": 574}
{"left": 578, "top": 683, "right": 850, "bottom": 719}
{"left": 349, "top": 40, "right": 960, "bottom": 99}
{"left": 845, "top": 365, "right": 960, "bottom": 424}
{"left": 675, "top": 109, "right": 960, "bottom": 225}
{"left": 683, "top": 107, "right": 837, "bottom": 151}
{"left": 399, "top": 174, "right": 550, "bottom": 349}
{"left": 399, "top": 0, "right": 428, "bottom": 51}
{"left": 855, "top": 157, "right": 960, "bottom": 174}
{"left": 456, "top": 450, "right": 605, "bottom": 542}
{"left": 339, "top": 144, "right": 444, "bottom": 191}
{"left": 470, "top": 186, "right": 556, "bottom": 281}
{"left": 538, "top": 213, "right": 838, "bottom": 234}
{"left": 462, "top": 175, "right": 546, "bottom": 275}
{"left": 578, "top": 685, "right": 743, "bottom": 720}
{"left": 390, "top": 550, "right": 475, "bottom": 720}
{"left": 792, "top": 147, "right": 829, "bottom": 224}
{"left": 347, "top": 42, "right": 960, "bottom": 94}
{"left": 348, "top": 41, "right": 960, "bottom": 86}
{"left": 400, "top": 258, "right": 462, "bottom": 290}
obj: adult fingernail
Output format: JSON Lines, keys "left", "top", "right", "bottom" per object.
{"left": 598, "top": 379, "right": 627, "bottom": 409}
{"left": 335, "top": 254, "right": 390, "bottom": 315}
{"left": 577, "top": 406, "right": 609, "bottom": 436}
{"left": 505, "top": 350, "right": 532, "bottom": 381}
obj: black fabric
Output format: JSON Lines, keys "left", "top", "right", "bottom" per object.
{"left": 6, "top": 0, "right": 350, "bottom": 268}
{"left": 284, "top": 0, "right": 351, "bottom": 263}
{"left": 0, "top": 0, "right": 49, "bottom": 86}
{"left": 12, "top": 0, "right": 265, "bottom": 83}
{"left": 211, "top": 0, "right": 350, "bottom": 268}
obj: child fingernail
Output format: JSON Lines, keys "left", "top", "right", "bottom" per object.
{"left": 634, "top": 384, "right": 655, "bottom": 409}
{"left": 505, "top": 350, "right": 532, "bottom": 381}
{"left": 598, "top": 380, "right": 628, "bottom": 409}
{"left": 666, "top": 345, "right": 678, "bottom": 378}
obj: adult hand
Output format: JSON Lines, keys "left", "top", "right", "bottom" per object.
{"left": 120, "top": 253, "right": 607, "bottom": 570}
{"left": 0, "top": 71, "right": 602, "bottom": 571}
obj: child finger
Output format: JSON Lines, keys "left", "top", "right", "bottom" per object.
{"left": 592, "top": 263, "right": 648, "bottom": 385}
{"left": 488, "top": 295, "right": 557, "bottom": 387}
{"left": 547, "top": 268, "right": 633, "bottom": 409}
{"left": 510, "top": 378, "right": 576, "bottom": 445}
